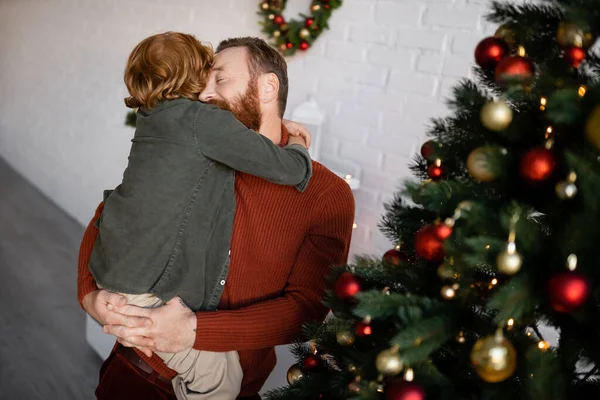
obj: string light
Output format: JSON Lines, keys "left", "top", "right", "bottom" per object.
{"left": 517, "top": 46, "right": 526, "bottom": 56}
{"left": 404, "top": 368, "right": 415, "bottom": 382}
{"left": 578, "top": 85, "right": 587, "bottom": 97}
{"left": 545, "top": 126, "right": 553, "bottom": 139}
{"left": 538, "top": 340, "right": 550, "bottom": 351}
{"left": 491, "top": 278, "right": 498, "bottom": 286}
{"left": 507, "top": 318, "right": 515, "bottom": 329}
{"left": 540, "top": 97, "right": 547, "bottom": 111}
{"left": 345, "top": 174, "right": 353, "bottom": 180}
{"left": 352, "top": 223, "right": 357, "bottom": 229}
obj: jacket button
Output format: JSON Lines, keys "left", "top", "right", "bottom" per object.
{"left": 220, "top": 280, "right": 226, "bottom": 285}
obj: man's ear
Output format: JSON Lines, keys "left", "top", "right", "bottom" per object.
{"left": 260, "top": 72, "right": 279, "bottom": 103}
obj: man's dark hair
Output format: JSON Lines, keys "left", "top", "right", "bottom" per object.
{"left": 217, "top": 37, "right": 288, "bottom": 118}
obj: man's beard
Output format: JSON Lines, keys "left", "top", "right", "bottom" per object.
{"left": 208, "top": 80, "right": 262, "bottom": 131}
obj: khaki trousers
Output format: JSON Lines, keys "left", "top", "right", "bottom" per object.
{"left": 108, "top": 291, "right": 243, "bottom": 400}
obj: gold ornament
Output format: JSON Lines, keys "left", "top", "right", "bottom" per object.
{"left": 494, "top": 24, "right": 517, "bottom": 50}
{"left": 557, "top": 22, "right": 594, "bottom": 49}
{"left": 470, "top": 330, "right": 517, "bottom": 383}
{"left": 437, "top": 262, "right": 456, "bottom": 280}
{"left": 299, "top": 28, "right": 311, "bottom": 39}
{"left": 268, "top": 13, "right": 275, "bottom": 20}
{"left": 273, "top": 30, "right": 281, "bottom": 38}
{"left": 375, "top": 347, "right": 404, "bottom": 376}
{"left": 286, "top": 363, "right": 304, "bottom": 385}
{"left": 261, "top": 1, "right": 270, "bottom": 10}
{"left": 466, "top": 146, "right": 504, "bottom": 182}
{"left": 481, "top": 100, "right": 513, "bottom": 132}
{"left": 312, "top": 3, "right": 321, "bottom": 12}
{"left": 271, "top": 0, "right": 283, "bottom": 10}
{"left": 585, "top": 106, "right": 600, "bottom": 150}
{"left": 497, "top": 243, "right": 523, "bottom": 275}
{"left": 336, "top": 329, "right": 356, "bottom": 346}
{"left": 279, "top": 43, "right": 288, "bottom": 51}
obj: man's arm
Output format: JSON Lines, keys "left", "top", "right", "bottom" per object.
{"left": 191, "top": 182, "right": 355, "bottom": 352}
{"left": 77, "top": 203, "right": 103, "bottom": 307}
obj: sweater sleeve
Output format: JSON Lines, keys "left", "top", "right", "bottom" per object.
{"left": 192, "top": 182, "right": 355, "bottom": 352}
{"left": 194, "top": 104, "right": 312, "bottom": 192}
{"left": 77, "top": 202, "right": 103, "bottom": 308}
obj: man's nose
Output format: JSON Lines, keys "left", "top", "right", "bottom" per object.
{"left": 199, "top": 87, "right": 213, "bottom": 102}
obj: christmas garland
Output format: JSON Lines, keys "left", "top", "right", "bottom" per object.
{"left": 258, "top": 0, "right": 342, "bottom": 56}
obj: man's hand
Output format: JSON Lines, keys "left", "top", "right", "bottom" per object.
{"left": 103, "top": 296, "right": 197, "bottom": 354}
{"left": 283, "top": 119, "right": 311, "bottom": 148}
{"left": 82, "top": 290, "right": 154, "bottom": 357}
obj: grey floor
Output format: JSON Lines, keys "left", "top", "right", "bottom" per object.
{"left": 0, "top": 159, "right": 101, "bottom": 399}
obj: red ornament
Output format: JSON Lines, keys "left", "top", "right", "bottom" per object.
{"left": 335, "top": 272, "right": 361, "bottom": 300}
{"left": 495, "top": 55, "right": 535, "bottom": 86}
{"left": 474, "top": 37, "right": 510, "bottom": 70}
{"left": 415, "top": 225, "right": 444, "bottom": 262}
{"left": 383, "top": 248, "right": 409, "bottom": 266}
{"left": 300, "top": 41, "right": 310, "bottom": 51}
{"left": 386, "top": 380, "right": 426, "bottom": 400}
{"left": 548, "top": 272, "right": 590, "bottom": 313}
{"left": 519, "top": 147, "right": 556, "bottom": 183}
{"left": 432, "top": 222, "right": 453, "bottom": 240}
{"left": 427, "top": 164, "right": 444, "bottom": 180}
{"left": 356, "top": 321, "right": 372, "bottom": 337}
{"left": 273, "top": 15, "right": 285, "bottom": 25}
{"left": 305, "top": 18, "right": 315, "bottom": 27}
{"left": 564, "top": 46, "right": 586, "bottom": 68}
{"left": 303, "top": 354, "right": 321, "bottom": 370}
{"left": 286, "top": 42, "right": 293, "bottom": 49}
{"left": 420, "top": 140, "right": 438, "bottom": 160}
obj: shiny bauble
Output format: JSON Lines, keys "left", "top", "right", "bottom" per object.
{"left": 432, "top": 222, "right": 453, "bottom": 240}
{"left": 519, "top": 147, "right": 556, "bottom": 183}
{"left": 466, "top": 146, "right": 503, "bottom": 182}
{"left": 383, "top": 248, "right": 409, "bottom": 266}
{"left": 584, "top": 106, "right": 600, "bottom": 150}
{"left": 564, "top": 46, "right": 586, "bottom": 68}
{"left": 494, "top": 24, "right": 517, "bottom": 50}
{"left": 420, "top": 140, "right": 439, "bottom": 161}
{"left": 495, "top": 55, "right": 535, "bottom": 87}
{"left": 286, "top": 363, "right": 304, "bottom": 385}
{"left": 557, "top": 22, "right": 594, "bottom": 49}
{"left": 470, "top": 333, "right": 517, "bottom": 383}
{"left": 385, "top": 380, "right": 426, "bottom": 400}
{"left": 336, "top": 329, "right": 356, "bottom": 346}
{"left": 303, "top": 354, "right": 321, "bottom": 370}
{"left": 496, "top": 247, "right": 523, "bottom": 275}
{"left": 475, "top": 37, "right": 510, "bottom": 69}
{"left": 548, "top": 272, "right": 590, "bottom": 313}
{"left": 356, "top": 321, "right": 373, "bottom": 337}
{"left": 273, "top": 15, "right": 285, "bottom": 25}
{"left": 299, "top": 41, "right": 310, "bottom": 51}
{"left": 415, "top": 225, "right": 445, "bottom": 262}
{"left": 375, "top": 348, "right": 404, "bottom": 376}
{"left": 334, "top": 272, "right": 362, "bottom": 300}
{"left": 427, "top": 163, "right": 444, "bottom": 180}
{"left": 480, "top": 101, "right": 513, "bottom": 132}
{"left": 299, "top": 28, "right": 311, "bottom": 39}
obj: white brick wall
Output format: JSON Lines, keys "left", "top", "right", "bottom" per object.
{"left": 0, "top": 0, "right": 496, "bottom": 257}
{"left": 0, "top": 0, "right": 499, "bottom": 391}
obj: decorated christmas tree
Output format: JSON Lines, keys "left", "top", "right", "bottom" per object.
{"left": 266, "top": 1, "right": 600, "bottom": 399}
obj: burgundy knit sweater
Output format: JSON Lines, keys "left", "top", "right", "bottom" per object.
{"left": 77, "top": 129, "right": 355, "bottom": 397}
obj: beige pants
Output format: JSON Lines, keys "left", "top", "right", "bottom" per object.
{"left": 108, "top": 290, "right": 243, "bottom": 400}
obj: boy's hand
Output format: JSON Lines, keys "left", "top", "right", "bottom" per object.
{"left": 288, "top": 134, "right": 308, "bottom": 149}
{"left": 283, "top": 119, "right": 312, "bottom": 148}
